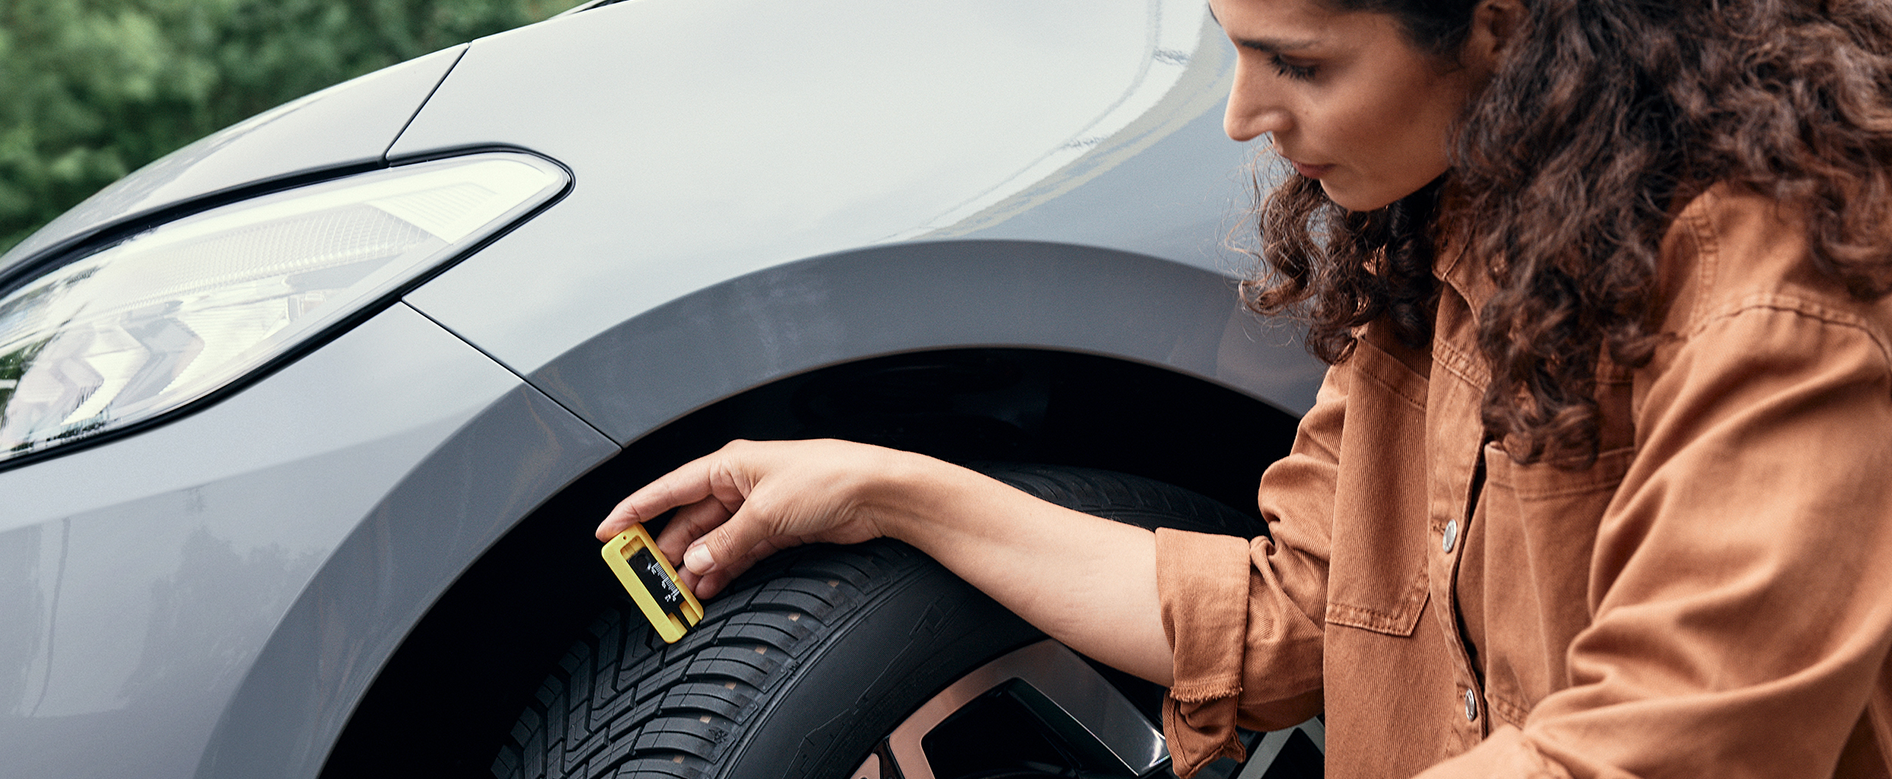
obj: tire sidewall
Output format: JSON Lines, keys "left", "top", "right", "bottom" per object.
{"left": 718, "top": 545, "right": 1042, "bottom": 779}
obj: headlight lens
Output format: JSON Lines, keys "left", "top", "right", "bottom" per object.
{"left": 0, "top": 152, "right": 567, "bottom": 464}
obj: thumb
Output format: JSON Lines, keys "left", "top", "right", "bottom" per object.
{"left": 682, "top": 502, "right": 771, "bottom": 576}
{"left": 682, "top": 537, "right": 719, "bottom": 574}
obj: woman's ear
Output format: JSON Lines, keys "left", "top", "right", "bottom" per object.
{"left": 1462, "top": 0, "right": 1525, "bottom": 73}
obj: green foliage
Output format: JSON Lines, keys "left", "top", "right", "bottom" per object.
{"left": 0, "top": 0, "right": 582, "bottom": 255}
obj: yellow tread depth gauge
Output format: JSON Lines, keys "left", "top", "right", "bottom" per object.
{"left": 602, "top": 524, "right": 704, "bottom": 643}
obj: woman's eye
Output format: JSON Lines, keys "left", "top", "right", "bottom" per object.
{"left": 1270, "top": 55, "right": 1317, "bottom": 81}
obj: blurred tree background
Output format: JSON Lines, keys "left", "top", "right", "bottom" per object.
{"left": 0, "top": 0, "right": 584, "bottom": 255}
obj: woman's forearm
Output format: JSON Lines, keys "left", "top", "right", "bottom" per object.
{"left": 865, "top": 453, "right": 1176, "bottom": 685}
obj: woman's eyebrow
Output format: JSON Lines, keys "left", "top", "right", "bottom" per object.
{"left": 1236, "top": 35, "right": 1323, "bottom": 53}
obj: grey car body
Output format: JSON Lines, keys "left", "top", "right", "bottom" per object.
{"left": 0, "top": 1, "right": 1321, "bottom": 777}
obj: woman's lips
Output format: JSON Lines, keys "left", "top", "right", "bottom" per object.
{"left": 1289, "top": 159, "right": 1333, "bottom": 179}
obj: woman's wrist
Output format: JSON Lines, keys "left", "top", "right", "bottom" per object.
{"left": 861, "top": 451, "right": 1029, "bottom": 562}
{"left": 847, "top": 445, "right": 964, "bottom": 545}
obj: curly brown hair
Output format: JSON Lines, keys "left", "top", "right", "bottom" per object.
{"left": 1242, "top": 0, "right": 1892, "bottom": 464}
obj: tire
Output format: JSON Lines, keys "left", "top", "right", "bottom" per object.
{"left": 490, "top": 464, "right": 1322, "bottom": 779}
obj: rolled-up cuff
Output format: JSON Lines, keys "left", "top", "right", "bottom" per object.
{"left": 1154, "top": 528, "right": 1259, "bottom": 776}
{"left": 1162, "top": 695, "right": 1248, "bottom": 776}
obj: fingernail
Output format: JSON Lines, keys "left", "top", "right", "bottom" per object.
{"left": 684, "top": 544, "right": 716, "bottom": 574}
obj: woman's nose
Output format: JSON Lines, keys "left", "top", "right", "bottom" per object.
{"left": 1224, "top": 67, "right": 1290, "bottom": 142}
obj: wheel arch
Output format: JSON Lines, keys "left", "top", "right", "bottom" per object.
{"left": 524, "top": 239, "right": 1323, "bottom": 446}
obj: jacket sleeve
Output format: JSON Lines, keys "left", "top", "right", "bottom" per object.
{"left": 1155, "top": 361, "right": 1345, "bottom": 776}
{"left": 1420, "top": 298, "right": 1892, "bottom": 778}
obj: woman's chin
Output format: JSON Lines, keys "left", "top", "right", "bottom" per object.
{"left": 1325, "top": 190, "right": 1388, "bottom": 213}
{"left": 1321, "top": 180, "right": 1413, "bottom": 213}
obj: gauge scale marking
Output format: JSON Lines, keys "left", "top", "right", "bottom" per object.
{"left": 602, "top": 524, "right": 704, "bottom": 643}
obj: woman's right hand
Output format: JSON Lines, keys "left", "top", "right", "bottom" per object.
{"left": 594, "top": 439, "right": 922, "bottom": 597}
{"left": 597, "top": 437, "right": 1177, "bottom": 684}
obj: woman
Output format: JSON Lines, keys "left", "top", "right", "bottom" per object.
{"left": 597, "top": 0, "right": 1892, "bottom": 775}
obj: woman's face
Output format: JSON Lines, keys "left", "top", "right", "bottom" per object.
{"left": 1212, "top": 0, "right": 1494, "bottom": 212}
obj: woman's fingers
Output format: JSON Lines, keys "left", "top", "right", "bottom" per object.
{"left": 652, "top": 498, "right": 737, "bottom": 563}
{"left": 597, "top": 464, "right": 702, "bottom": 541}
{"left": 596, "top": 438, "right": 904, "bottom": 598}
{"left": 595, "top": 444, "right": 751, "bottom": 541}
{"left": 682, "top": 493, "right": 785, "bottom": 576}
{"left": 667, "top": 501, "right": 792, "bottom": 598}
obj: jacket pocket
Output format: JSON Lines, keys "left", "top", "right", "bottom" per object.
{"left": 1474, "top": 444, "right": 1634, "bottom": 725}
{"left": 1324, "top": 338, "right": 1432, "bottom": 637}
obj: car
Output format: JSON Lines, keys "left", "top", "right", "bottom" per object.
{"left": 0, "top": 1, "right": 1330, "bottom": 777}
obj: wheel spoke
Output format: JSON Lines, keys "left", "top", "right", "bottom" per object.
{"left": 880, "top": 639, "right": 1168, "bottom": 779}
{"left": 850, "top": 751, "right": 884, "bottom": 779}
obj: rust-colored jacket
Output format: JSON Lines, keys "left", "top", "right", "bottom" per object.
{"left": 1156, "top": 184, "right": 1892, "bottom": 778}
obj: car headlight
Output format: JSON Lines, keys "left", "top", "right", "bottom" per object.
{"left": 0, "top": 152, "right": 568, "bottom": 465}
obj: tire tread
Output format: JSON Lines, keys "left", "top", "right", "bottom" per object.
{"left": 493, "top": 542, "right": 931, "bottom": 779}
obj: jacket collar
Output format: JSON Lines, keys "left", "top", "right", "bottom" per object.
{"left": 1433, "top": 232, "right": 1496, "bottom": 312}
